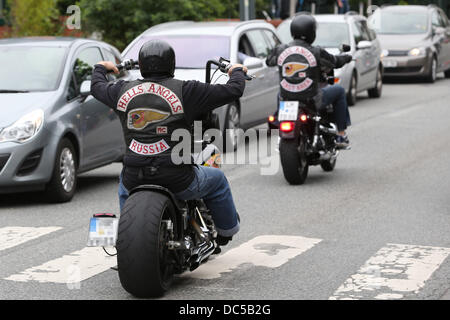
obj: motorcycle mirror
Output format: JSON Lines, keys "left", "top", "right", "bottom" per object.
{"left": 340, "top": 44, "right": 351, "bottom": 53}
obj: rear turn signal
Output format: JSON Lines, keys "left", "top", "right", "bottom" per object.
{"left": 299, "top": 114, "right": 308, "bottom": 122}
{"left": 268, "top": 115, "right": 275, "bottom": 122}
{"left": 280, "top": 121, "right": 294, "bottom": 132}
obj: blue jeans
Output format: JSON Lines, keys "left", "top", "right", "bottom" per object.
{"left": 321, "top": 85, "right": 351, "bottom": 132}
{"left": 338, "top": 0, "right": 350, "bottom": 14}
{"left": 118, "top": 166, "right": 240, "bottom": 237}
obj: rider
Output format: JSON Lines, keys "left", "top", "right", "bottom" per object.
{"left": 266, "top": 14, "right": 353, "bottom": 149}
{"left": 91, "top": 39, "right": 248, "bottom": 246}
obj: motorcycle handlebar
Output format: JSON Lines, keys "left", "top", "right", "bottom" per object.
{"left": 109, "top": 58, "right": 253, "bottom": 81}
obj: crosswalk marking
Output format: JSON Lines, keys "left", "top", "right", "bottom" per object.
{"left": 4, "top": 247, "right": 116, "bottom": 284}
{"left": 329, "top": 243, "right": 450, "bottom": 300}
{"left": 186, "top": 235, "right": 322, "bottom": 280}
{"left": 0, "top": 227, "right": 62, "bottom": 252}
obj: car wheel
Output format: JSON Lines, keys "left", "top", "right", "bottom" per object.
{"left": 347, "top": 72, "right": 357, "bottom": 106}
{"left": 368, "top": 67, "right": 382, "bottom": 98}
{"left": 223, "top": 103, "right": 241, "bottom": 152}
{"left": 425, "top": 57, "right": 437, "bottom": 83}
{"left": 45, "top": 138, "right": 77, "bottom": 203}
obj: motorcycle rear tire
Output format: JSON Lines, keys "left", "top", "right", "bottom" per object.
{"left": 116, "top": 190, "right": 177, "bottom": 298}
{"left": 279, "top": 138, "right": 308, "bottom": 185}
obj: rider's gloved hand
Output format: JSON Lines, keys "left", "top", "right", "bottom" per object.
{"left": 228, "top": 64, "right": 248, "bottom": 76}
{"left": 343, "top": 55, "right": 352, "bottom": 64}
{"left": 96, "top": 61, "right": 119, "bottom": 74}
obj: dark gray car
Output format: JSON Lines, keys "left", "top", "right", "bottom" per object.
{"left": 368, "top": 4, "right": 450, "bottom": 82}
{"left": 0, "top": 37, "right": 126, "bottom": 202}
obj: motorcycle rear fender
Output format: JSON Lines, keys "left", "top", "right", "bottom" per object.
{"left": 279, "top": 121, "right": 302, "bottom": 139}
{"left": 128, "top": 184, "right": 186, "bottom": 213}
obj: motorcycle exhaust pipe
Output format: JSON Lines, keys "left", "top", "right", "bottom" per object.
{"left": 189, "top": 242, "right": 216, "bottom": 271}
{"left": 319, "top": 124, "right": 338, "bottom": 135}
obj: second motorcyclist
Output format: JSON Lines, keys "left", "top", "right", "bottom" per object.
{"left": 266, "top": 14, "right": 353, "bottom": 149}
{"left": 90, "top": 39, "right": 248, "bottom": 246}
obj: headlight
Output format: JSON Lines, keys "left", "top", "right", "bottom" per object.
{"left": 0, "top": 109, "right": 44, "bottom": 143}
{"left": 380, "top": 49, "right": 389, "bottom": 59}
{"left": 408, "top": 47, "right": 426, "bottom": 57}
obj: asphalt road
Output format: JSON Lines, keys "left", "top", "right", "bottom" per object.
{"left": 1, "top": 75, "right": 450, "bottom": 301}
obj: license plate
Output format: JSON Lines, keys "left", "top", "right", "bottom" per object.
{"left": 87, "top": 217, "right": 119, "bottom": 247}
{"left": 278, "top": 101, "right": 299, "bottom": 121}
{"left": 383, "top": 59, "right": 398, "bottom": 68}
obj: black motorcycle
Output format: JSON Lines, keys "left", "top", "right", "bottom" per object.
{"left": 268, "top": 45, "right": 351, "bottom": 185}
{"left": 87, "top": 58, "right": 250, "bottom": 298}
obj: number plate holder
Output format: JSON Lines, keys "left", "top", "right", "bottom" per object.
{"left": 87, "top": 214, "right": 118, "bottom": 247}
{"left": 278, "top": 101, "right": 299, "bottom": 121}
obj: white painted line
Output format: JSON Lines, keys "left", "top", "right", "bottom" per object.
{"left": 185, "top": 235, "right": 322, "bottom": 280}
{"left": 329, "top": 243, "right": 450, "bottom": 300}
{"left": 4, "top": 247, "right": 117, "bottom": 285}
{"left": 0, "top": 227, "right": 62, "bottom": 251}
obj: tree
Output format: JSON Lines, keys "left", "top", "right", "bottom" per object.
{"left": 79, "top": 0, "right": 229, "bottom": 51}
{"left": 7, "top": 0, "right": 62, "bottom": 36}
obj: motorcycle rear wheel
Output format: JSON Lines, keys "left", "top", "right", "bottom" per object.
{"left": 116, "top": 190, "right": 177, "bottom": 298}
{"left": 279, "top": 137, "right": 308, "bottom": 185}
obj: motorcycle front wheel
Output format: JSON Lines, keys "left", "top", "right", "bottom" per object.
{"left": 116, "top": 190, "right": 177, "bottom": 298}
{"left": 279, "top": 137, "right": 308, "bottom": 185}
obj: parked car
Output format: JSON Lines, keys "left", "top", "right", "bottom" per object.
{"left": 277, "top": 13, "right": 383, "bottom": 106}
{"left": 0, "top": 37, "right": 127, "bottom": 202}
{"left": 368, "top": 4, "right": 450, "bottom": 82}
{"left": 122, "top": 20, "right": 282, "bottom": 150}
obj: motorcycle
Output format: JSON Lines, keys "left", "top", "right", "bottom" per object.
{"left": 86, "top": 58, "right": 250, "bottom": 298}
{"left": 268, "top": 45, "right": 351, "bottom": 185}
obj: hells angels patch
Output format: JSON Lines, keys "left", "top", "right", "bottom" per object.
{"left": 117, "top": 82, "right": 183, "bottom": 114}
{"left": 127, "top": 108, "right": 170, "bottom": 130}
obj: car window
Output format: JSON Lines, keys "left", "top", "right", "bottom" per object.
{"left": 356, "top": 21, "right": 371, "bottom": 41}
{"left": 360, "top": 20, "right": 376, "bottom": 41}
{"left": 351, "top": 21, "right": 364, "bottom": 44}
{"left": 246, "top": 30, "right": 272, "bottom": 59}
{"left": 238, "top": 34, "right": 256, "bottom": 63}
{"left": 432, "top": 10, "right": 444, "bottom": 28}
{"left": 313, "top": 22, "right": 350, "bottom": 48}
{"left": 263, "top": 29, "right": 281, "bottom": 49}
{"left": 438, "top": 10, "right": 449, "bottom": 27}
{"left": 103, "top": 48, "right": 127, "bottom": 79}
{"left": 68, "top": 47, "right": 103, "bottom": 100}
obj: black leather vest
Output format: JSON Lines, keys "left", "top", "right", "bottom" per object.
{"left": 276, "top": 39, "right": 322, "bottom": 101}
{"left": 116, "top": 78, "right": 189, "bottom": 160}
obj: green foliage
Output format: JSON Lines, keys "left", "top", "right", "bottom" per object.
{"left": 7, "top": 0, "right": 63, "bottom": 36}
{"left": 78, "top": 0, "right": 231, "bottom": 51}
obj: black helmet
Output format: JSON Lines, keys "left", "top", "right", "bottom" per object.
{"left": 290, "top": 14, "right": 317, "bottom": 44}
{"left": 138, "top": 39, "right": 175, "bottom": 78}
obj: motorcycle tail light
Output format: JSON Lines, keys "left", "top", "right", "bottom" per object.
{"left": 299, "top": 114, "right": 308, "bottom": 122}
{"left": 280, "top": 121, "right": 294, "bottom": 132}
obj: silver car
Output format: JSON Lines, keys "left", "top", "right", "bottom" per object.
{"left": 277, "top": 13, "right": 383, "bottom": 106}
{"left": 122, "top": 20, "right": 282, "bottom": 150}
{"left": 0, "top": 37, "right": 126, "bottom": 202}
{"left": 368, "top": 5, "right": 450, "bottom": 82}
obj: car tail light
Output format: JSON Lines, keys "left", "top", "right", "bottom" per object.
{"left": 280, "top": 121, "right": 294, "bottom": 132}
{"left": 334, "top": 77, "right": 340, "bottom": 84}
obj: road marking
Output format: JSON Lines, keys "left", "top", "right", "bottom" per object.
{"left": 329, "top": 243, "right": 450, "bottom": 300}
{"left": 185, "top": 235, "right": 322, "bottom": 280}
{"left": 0, "top": 227, "right": 62, "bottom": 252}
{"left": 4, "top": 247, "right": 116, "bottom": 285}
